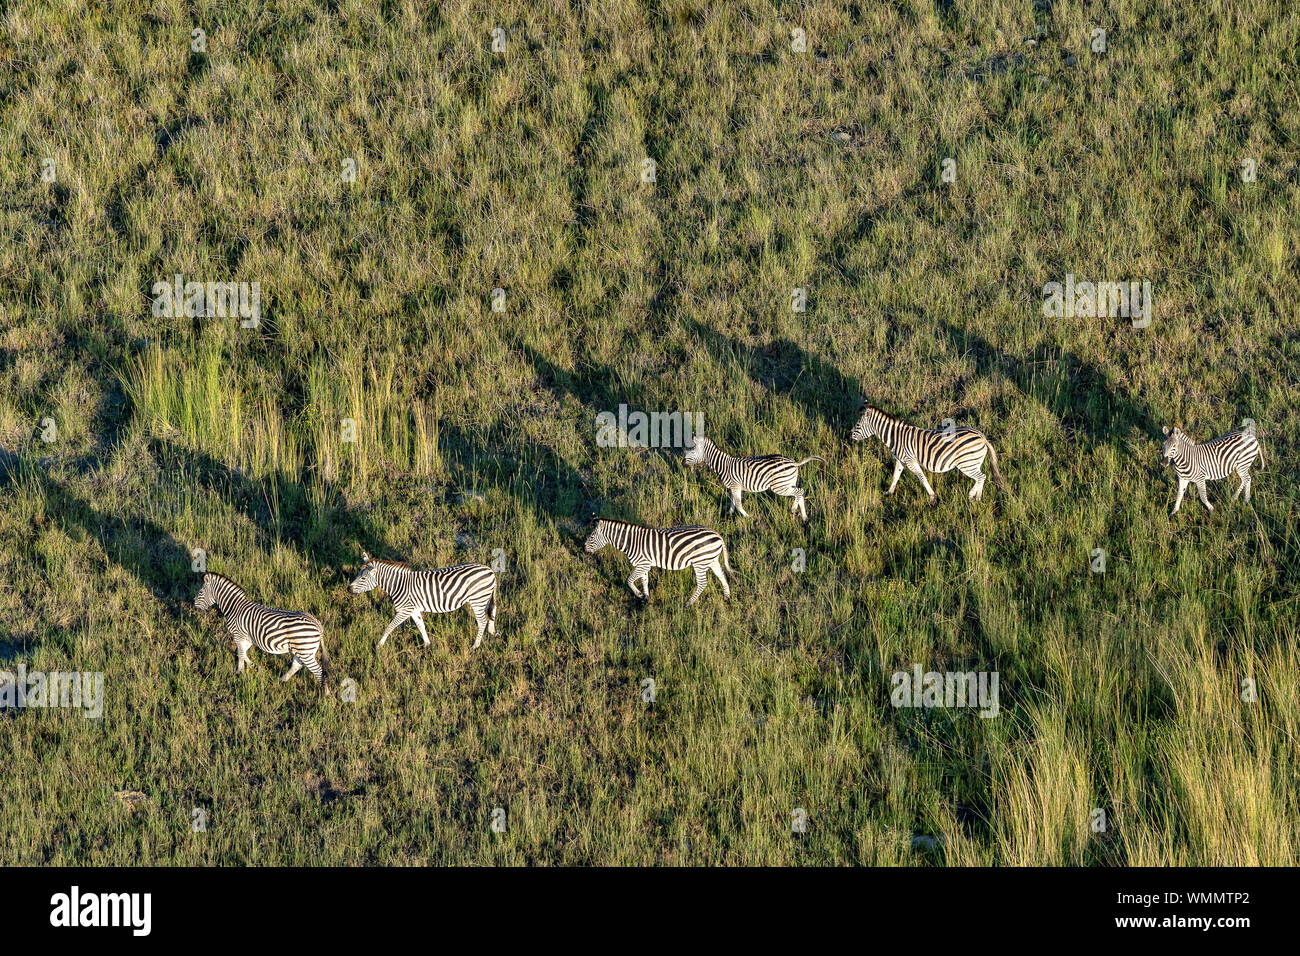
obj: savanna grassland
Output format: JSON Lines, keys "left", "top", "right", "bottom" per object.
{"left": 0, "top": 0, "right": 1297, "bottom": 865}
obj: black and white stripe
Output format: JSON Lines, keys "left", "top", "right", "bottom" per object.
{"left": 349, "top": 552, "right": 498, "bottom": 649}
{"left": 584, "top": 519, "right": 732, "bottom": 606}
{"left": 1161, "top": 425, "right": 1264, "bottom": 514}
{"left": 851, "top": 403, "right": 1005, "bottom": 502}
{"left": 194, "top": 573, "right": 327, "bottom": 689}
{"left": 684, "top": 435, "right": 824, "bottom": 522}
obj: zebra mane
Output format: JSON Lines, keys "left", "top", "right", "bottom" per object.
{"left": 597, "top": 517, "right": 642, "bottom": 529}
{"left": 368, "top": 558, "right": 413, "bottom": 570}
{"left": 204, "top": 572, "right": 243, "bottom": 590}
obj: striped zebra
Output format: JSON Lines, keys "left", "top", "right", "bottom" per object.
{"left": 584, "top": 518, "right": 732, "bottom": 606}
{"left": 1161, "top": 424, "right": 1264, "bottom": 515}
{"left": 684, "top": 435, "right": 824, "bottom": 522}
{"left": 348, "top": 552, "right": 497, "bottom": 649}
{"left": 850, "top": 403, "right": 1005, "bottom": 502}
{"left": 193, "top": 573, "right": 328, "bottom": 690}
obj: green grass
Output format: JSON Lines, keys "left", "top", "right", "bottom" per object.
{"left": 1, "top": 0, "right": 1297, "bottom": 865}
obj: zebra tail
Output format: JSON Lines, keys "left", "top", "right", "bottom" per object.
{"left": 488, "top": 589, "right": 497, "bottom": 627}
{"left": 986, "top": 440, "right": 1007, "bottom": 490}
{"left": 795, "top": 456, "right": 825, "bottom": 469}
{"left": 1257, "top": 441, "right": 1266, "bottom": 468}
{"left": 721, "top": 540, "right": 734, "bottom": 576}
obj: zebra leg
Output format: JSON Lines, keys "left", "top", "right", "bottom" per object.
{"left": 729, "top": 488, "right": 750, "bottom": 517}
{"left": 280, "top": 658, "right": 304, "bottom": 682}
{"left": 686, "top": 565, "right": 709, "bottom": 606}
{"left": 627, "top": 570, "right": 645, "bottom": 598}
{"left": 302, "top": 653, "right": 325, "bottom": 687}
{"left": 235, "top": 638, "right": 252, "bottom": 674}
{"left": 710, "top": 558, "right": 730, "bottom": 598}
{"left": 1171, "top": 478, "right": 1188, "bottom": 515}
{"left": 1196, "top": 479, "right": 1213, "bottom": 512}
{"left": 886, "top": 460, "right": 904, "bottom": 495}
{"left": 906, "top": 461, "right": 937, "bottom": 502}
{"left": 961, "top": 463, "right": 985, "bottom": 500}
{"left": 1233, "top": 466, "right": 1251, "bottom": 501}
{"left": 472, "top": 606, "right": 487, "bottom": 649}
{"left": 411, "top": 612, "right": 431, "bottom": 646}
{"left": 377, "top": 612, "right": 408, "bottom": 648}
{"left": 777, "top": 485, "right": 808, "bottom": 522}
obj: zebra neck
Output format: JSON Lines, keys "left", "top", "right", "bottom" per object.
{"left": 870, "top": 408, "right": 909, "bottom": 450}
{"left": 603, "top": 523, "right": 636, "bottom": 554}
{"left": 375, "top": 564, "right": 408, "bottom": 591}
{"left": 213, "top": 581, "right": 252, "bottom": 616}
{"left": 702, "top": 443, "right": 734, "bottom": 473}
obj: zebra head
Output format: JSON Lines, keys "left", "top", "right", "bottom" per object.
{"left": 194, "top": 574, "right": 218, "bottom": 610}
{"left": 348, "top": 553, "right": 380, "bottom": 594}
{"left": 1161, "top": 426, "right": 1187, "bottom": 465}
{"left": 584, "top": 520, "right": 609, "bottom": 554}
{"left": 684, "top": 435, "right": 712, "bottom": 467}
{"left": 850, "top": 405, "right": 876, "bottom": 442}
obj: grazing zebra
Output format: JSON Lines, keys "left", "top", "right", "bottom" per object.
{"left": 584, "top": 518, "right": 732, "bottom": 606}
{"left": 1161, "top": 425, "right": 1264, "bottom": 515}
{"left": 684, "top": 435, "right": 824, "bottom": 522}
{"left": 850, "top": 403, "right": 1005, "bottom": 502}
{"left": 348, "top": 552, "right": 498, "bottom": 650}
{"left": 193, "top": 573, "right": 328, "bottom": 690}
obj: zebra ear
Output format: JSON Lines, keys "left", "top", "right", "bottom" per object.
{"left": 361, "top": 551, "right": 371, "bottom": 562}
{"left": 1161, "top": 426, "right": 1169, "bottom": 436}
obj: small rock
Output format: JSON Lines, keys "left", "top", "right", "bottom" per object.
{"left": 113, "top": 790, "right": 148, "bottom": 813}
{"left": 1064, "top": 54, "right": 1077, "bottom": 66}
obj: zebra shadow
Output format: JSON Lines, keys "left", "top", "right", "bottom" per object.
{"left": 514, "top": 342, "right": 689, "bottom": 521}
{"left": 0, "top": 457, "right": 195, "bottom": 663}
{"left": 148, "top": 438, "right": 388, "bottom": 589}
{"left": 435, "top": 414, "right": 594, "bottom": 542}
{"left": 681, "top": 318, "right": 864, "bottom": 437}
{"left": 933, "top": 319, "right": 1163, "bottom": 450}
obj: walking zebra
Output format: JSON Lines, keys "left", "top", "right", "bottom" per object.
{"left": 684, "top": 435, "right": 824, "bottom": 522}
{"left": 1161, "top": 424, "right": 1264, "bottom": 515}
{"left": 348, "top": 552, "right": 498, "bottom": 649}
{"left": 193, "top": 573, "right": 328, "bottom": 690}
{"left": 584, "top": 518, "right": 732, "bottom": 606}
{"left": 850, "top": 403, "right": 1005, "bottom": 502}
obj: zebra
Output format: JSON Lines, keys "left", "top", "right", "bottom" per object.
{"left": 1161, "top": 424, "right": 1264, "bottom": 515}
{"left": 193, "top": 573, "right": 328, "bottom": 690}
{"left": 684, "top": 435, "right": 824, "bottom": 522}
{"left": 584, "top": 518, "right": 732, "bottom": 606}
{"left": 348, "top": 552, "right": 498, "bottom": 650}
{"left": 850, "top": 403, "right": 1005, "bottom": 502}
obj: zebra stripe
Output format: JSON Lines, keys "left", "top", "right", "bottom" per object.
{"left": 684, "top": 435, "right": 824, "bottom": 522}
{"left": 584, "top": 518, "right": 732, "bottom": 606}
{"left": 194, "top": 573, "right": 327, "bottom": 689}
{"left": 1161, "top": 425, "right": 1264, "bottom": 515}
{"left": 851, "top": 404, "right": 1005, "bottom": 502}
{"left": 349, "top": 553, "right": 498, "bottom": 649}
